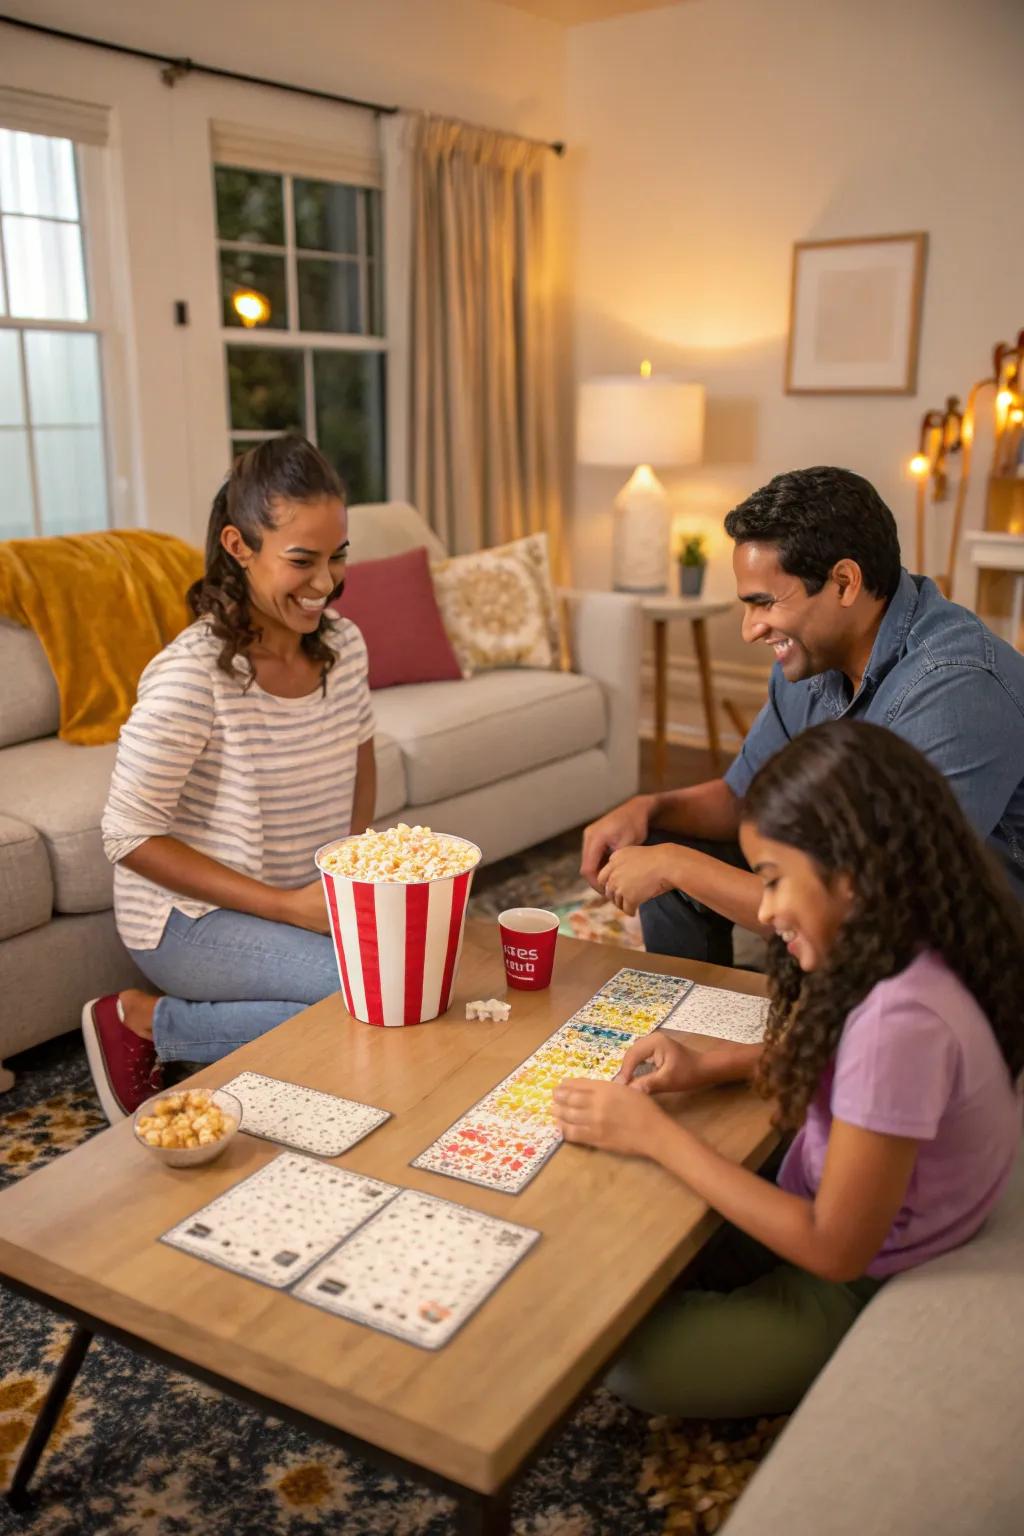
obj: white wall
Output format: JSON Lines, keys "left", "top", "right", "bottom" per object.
{"left": 4, "top": 0, "right": 566, "bottom": 544}
{"left": 567, "top": 0, "right": 1024, "bottom": 742}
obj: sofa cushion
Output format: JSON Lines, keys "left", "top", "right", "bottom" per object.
{"left": 373, "top": 732, "right": 406, "bottom": 820}
{"left": 0, "top": 620, "right": 60, "bottom": 747}
{"left": 0, "top": 812, "right": 53, "bottom": 940}
{"left": 333, "top": 546, "right": 463, "bottom": 689}
{"left": 347, "top": 501, "right": 448, "bottom": 564}
{"left": 0, "top": 738, "right": 117, "bottom": 914}
{"left": 370, "top": 670, "right": 606, "bottom": 807}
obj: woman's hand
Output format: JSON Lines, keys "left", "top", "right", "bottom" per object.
{"left": 280, "top": 880, "right": 331, "bottom": 934}
{"left": 552, "top": 1078, "right": 664, "bottom": 1158}
{"left": 616, "top": 1032, "right": 709, "bottom": 1095}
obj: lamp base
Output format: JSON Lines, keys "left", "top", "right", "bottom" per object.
{"left": 612, "top": 466, "right": 670, "bottom": 593}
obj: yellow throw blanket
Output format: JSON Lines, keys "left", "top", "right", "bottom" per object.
{"left": 0, "top": 529, "right": 204, "bottom": 745}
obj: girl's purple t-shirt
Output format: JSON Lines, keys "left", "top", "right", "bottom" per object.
{"left": 778, "top": 950, "right": 1022, "bottom": 1277}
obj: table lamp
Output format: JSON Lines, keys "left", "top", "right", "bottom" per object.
{"left": 577, "top": 362, "right": 705, "bottom": 592}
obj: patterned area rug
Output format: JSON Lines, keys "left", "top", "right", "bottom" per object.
{"left": 1, "top": 839, "right": 782, "bottom": 1536}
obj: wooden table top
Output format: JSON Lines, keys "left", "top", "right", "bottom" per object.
{"left": 0, "top": 923, "right": 775, "bottom": 1495}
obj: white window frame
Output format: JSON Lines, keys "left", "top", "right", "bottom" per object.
{"left": 215, "top": 161, "right": 387, "bottom": 497}
{"left": 0, "top": 133, "right": 135, "bottom": 535}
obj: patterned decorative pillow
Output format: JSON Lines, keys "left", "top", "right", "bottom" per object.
{"left": 430, "top": 533, "right": 562, "bottom": 674}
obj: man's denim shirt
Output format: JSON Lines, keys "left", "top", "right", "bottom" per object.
{"left": 725, "top": 571, "right": 1024, "bottom": 898}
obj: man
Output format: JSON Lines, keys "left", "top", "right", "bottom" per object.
{"left": 581, "top": 465, "right": 1024, "bottom": 963}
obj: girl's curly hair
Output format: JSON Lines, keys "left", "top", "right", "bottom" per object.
{"left": 188, "top": 435, "right": 345, "bottom": 688}
{"left": 742, "top": 719, "right": 1024, "bottom": 1130}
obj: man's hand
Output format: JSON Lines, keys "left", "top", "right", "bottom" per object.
{"left": 597, "top": 845, "right": 678, "bottom": 915}
{"left": 616, "top": 1032, "right": 708, "bottom": 1095}
{"left": 280, "top": 880, "right": 331, "bottom": 935}
{"left": 552, "top": 1078, "right": 664, "bottom": 1157}
{"left": 580, "top": 796, "right": 654, "bottom": 889}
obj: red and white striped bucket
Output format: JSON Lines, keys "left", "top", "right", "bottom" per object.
{"left": 315, "top": 834, "right": 482, "bottom": 1027}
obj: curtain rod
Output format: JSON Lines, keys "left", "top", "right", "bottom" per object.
{"left": 0, "top": 14, "right": 567, "bottom": 156}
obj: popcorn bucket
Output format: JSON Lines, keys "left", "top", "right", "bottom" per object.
{"left": 315, "top": 833, "right": 482, "bottom": 1027}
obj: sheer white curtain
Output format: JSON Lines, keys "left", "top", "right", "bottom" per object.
{"left": 382, "top": 112, "right": 563, "bottom": 563}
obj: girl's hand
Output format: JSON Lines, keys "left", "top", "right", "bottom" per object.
{"left": 281, "top": 880, "right": 331, "bottom": 934}
{"left": 616, "top": 1033, "right": 708, "bottom": 1095}
{"left": 552, "top": 1078, "right": 664, "bottom": 1158}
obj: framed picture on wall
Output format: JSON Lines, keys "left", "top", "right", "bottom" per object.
{"left": 785, "top": 233, "right": 928, "bottom": 395}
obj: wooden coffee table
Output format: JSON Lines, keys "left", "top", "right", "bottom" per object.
{"left": 0, "top": 923, "right": 775, "bottom": 1533}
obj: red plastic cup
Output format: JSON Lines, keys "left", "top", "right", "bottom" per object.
{"left": 498, "top": 907, "right": 560, "bottom": 990}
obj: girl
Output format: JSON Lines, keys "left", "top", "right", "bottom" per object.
{"left": 83, "top": 436, "right": 376, "bottom": 1122}
{"left": 553, "top": 719, "right": 1023, "bottom": 1418}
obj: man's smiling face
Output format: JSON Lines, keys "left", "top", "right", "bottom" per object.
{"left": 732, "top": 540, "right": 848, "bottom": 682}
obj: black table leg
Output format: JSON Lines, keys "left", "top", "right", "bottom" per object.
{"left": 6, "top": 1323, "right": 93, "bottom": 1511}
{"left": 456, "top": 1487, "right": 512, "bottom": 1535}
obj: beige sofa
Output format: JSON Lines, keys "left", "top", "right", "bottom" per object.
{"left": 0, "top": 502, "right": 641, "bottom": 1082}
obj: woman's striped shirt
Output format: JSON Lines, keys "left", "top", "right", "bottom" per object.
{"left": 102, "top": 614, "right": 374, "bottom": 951}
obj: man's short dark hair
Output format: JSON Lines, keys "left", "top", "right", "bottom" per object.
{"left": 724, "top": 467, "right": 902, "bottom": 600}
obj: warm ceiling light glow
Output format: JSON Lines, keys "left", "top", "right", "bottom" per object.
{"left": 909, "top": 453, "right": 931, "bottom": 477}
{"left": 639, "top": 359, "right": 653, "bottom": 379}
{"left": 232, "top": 288, "right": 271, "bottom": 327}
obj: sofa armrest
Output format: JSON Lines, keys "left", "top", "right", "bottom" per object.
{"left": 560, "top": 590, "right": 642, "bottom": 805}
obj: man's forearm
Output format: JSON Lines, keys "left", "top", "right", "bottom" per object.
{"left": 664, "top": 845, "right": 768, "bottom": 932}
{"left": 647, "top": 777, "right": 742, "bottom": 842}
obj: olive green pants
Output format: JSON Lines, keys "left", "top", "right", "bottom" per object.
{"left": 607, "top": 1224, "right": 884, "bottom": 1419}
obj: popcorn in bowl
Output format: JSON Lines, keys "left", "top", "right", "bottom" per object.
{"left": 318, "top": 824, "right": 479, "bottom": 884}
{"left": 133, "top": 1087, "right": 241, "bottom": 1168}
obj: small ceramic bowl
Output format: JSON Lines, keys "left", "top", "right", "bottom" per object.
{"left": 132, "top": 1088, "right": 242, "bottom": 1169}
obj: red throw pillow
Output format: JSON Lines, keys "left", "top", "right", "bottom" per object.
{"left": 330, "top": 545, "right": 463, "bottom": 689}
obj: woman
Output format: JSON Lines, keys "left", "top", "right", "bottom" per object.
{"left": 83, "top": 436, "right": 375, "bottom": 1121}
{"left": 553, "top": 720, "right": 1023, "bottom": 1417}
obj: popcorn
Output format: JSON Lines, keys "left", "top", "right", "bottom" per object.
{"left": 318, "top": 824, "right": 478, "bottom": 884}
{"left": 136, "top": 1089, "right": 236, "bottom": 1151}
{"left": 466, "top": 998, "right": 512, "bottom": 1022}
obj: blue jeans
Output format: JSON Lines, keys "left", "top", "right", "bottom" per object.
{"left": 128, "top": 907, "right": 339, "bottom": 1064}
{"left": 638, "top": 831, "right": 750, "bottom": 967}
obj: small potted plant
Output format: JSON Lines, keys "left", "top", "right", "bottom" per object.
{"left": 677, "top": 533, "right": 707, "bottom": 597}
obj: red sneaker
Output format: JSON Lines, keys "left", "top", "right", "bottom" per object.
{"left": 81, "top": 995, "right": 164, "bottom": 1123}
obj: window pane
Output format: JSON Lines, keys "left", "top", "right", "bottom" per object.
{"left": 220, "top": 250, "right": 287, "bottom": 330}
{"left": 298, "top": 258, "right": 360, "bottom": 334}
{"left": 3, "top": 215, "right": 88, "bottom": 320}
{"left": 0, "top": 429, "right": 35, "bottom": 536}
{"left": 367, "top": 260, "right": 384, "bottom": 337}
{"left": 214, "top": 167, "right": 284, "bottom": 246}
{"left": 365, "top": 189, "right": 381, "bottom": 262}
{"left": 293, "top": 179, "right": 358, "bottom": 254}
{"left": 0, "top": 331, "right": 25, "bottom": 426}
{"left": 227, "top": 346, "right": 305, "bottom": 432}
{"left": 314, "top": 350, "right": 385, "bottom": 504}
{"left": 34, "top": 426, "right": 108, "bottom": 535}
{"left": 0, "top": 130, "right": 79, "bottom": 220}
{"left": 230, "top": 437, "right": 275, "bottom": 464}
{"left": 25, "top": 331, "right": 102, "bottom": 425}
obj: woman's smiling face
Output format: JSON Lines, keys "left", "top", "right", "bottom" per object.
{"left": 739, "top": 820, "right": 854, "bottom": 971}
{"left": 223, "top": 494, "right": 349, "bottom": 641}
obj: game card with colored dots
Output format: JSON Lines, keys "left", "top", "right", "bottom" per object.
{"left": 411, "top": 1113, "right": 561, "bottom": 1193}
{"left": 294, "top": 1187, "right": 541, "bottom": 1348}
{"left": 160, "top": 1152, "right": 399, "bottom": 1288}
{"left": 597, "top": 967, "right": 694, "bottom": 1018}
{"left": 662, "top": 984, "right": 769, "bottom": 1044}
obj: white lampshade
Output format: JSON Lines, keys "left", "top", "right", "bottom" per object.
{"left": 577, "top": 376, "right": 705, "bottom": 468}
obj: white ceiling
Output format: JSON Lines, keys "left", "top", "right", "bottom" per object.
{"left": 490, "top": 0, "right": 687, "bottom": 24}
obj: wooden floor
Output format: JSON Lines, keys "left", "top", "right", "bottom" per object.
{"left": 639, "top": 737, "right": 719, "bottom": 793}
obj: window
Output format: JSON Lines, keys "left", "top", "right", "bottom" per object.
{"left": 214, "top": 165, "right": 385, "bottom": 504}
{"left": 0, "top": 128, "right": 111, "bottom": 538}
